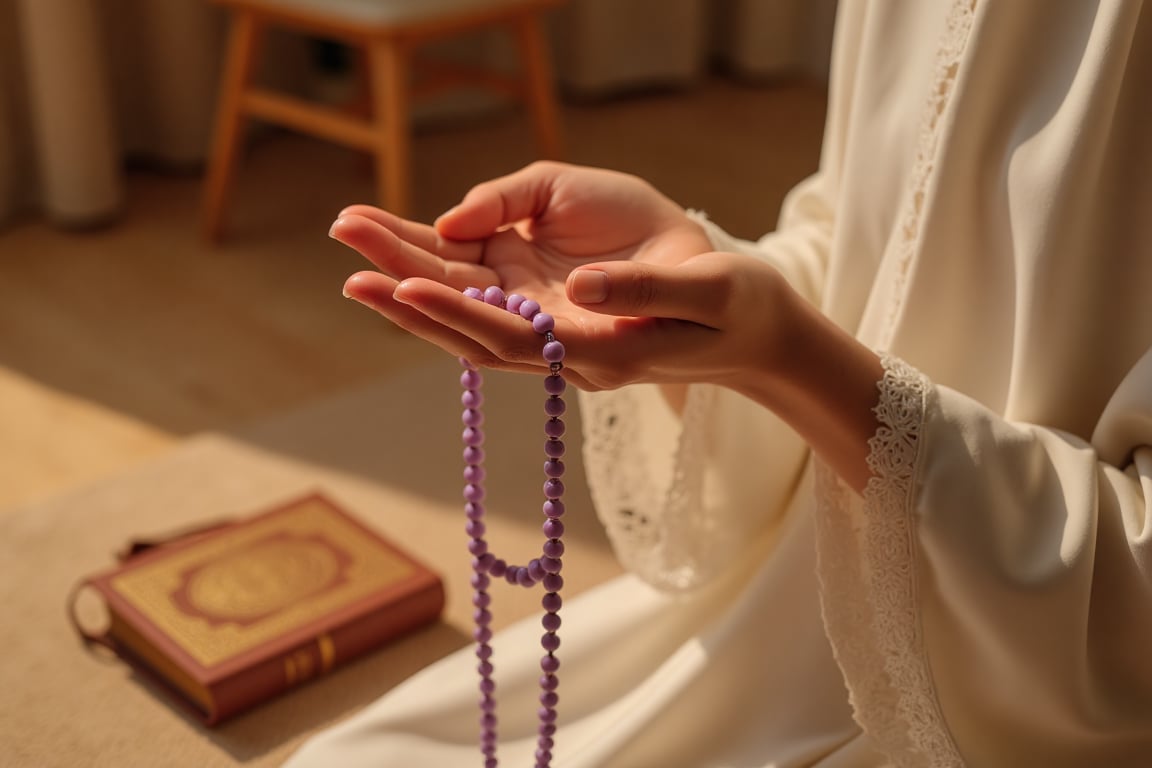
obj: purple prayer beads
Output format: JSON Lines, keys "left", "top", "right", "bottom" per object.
{"left": 460, "top": 286, "right": 567, "bottom": 768}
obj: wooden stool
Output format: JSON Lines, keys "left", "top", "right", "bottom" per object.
{"left": 201, "top": 0, "right": 565, "bottom": 241}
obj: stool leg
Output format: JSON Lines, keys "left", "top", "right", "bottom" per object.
{"left": 202, "top": 10, "right": 263, "bottom": 243}
{"left": 513, "top": 12, "right": 564, "bottom": 160}
{"left": 366, "top": 38, "right": 411, "bottom": 219}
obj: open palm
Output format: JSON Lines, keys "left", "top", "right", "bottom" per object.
{"left": 332, "top": 163, "right": 715, "bottom": 387}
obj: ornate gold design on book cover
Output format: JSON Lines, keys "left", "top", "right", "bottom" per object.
{"left": 177, "top": 536, "right": 346, "bottom": 624}
{"left": 109, "top": 497, "right": 415, "bottom": 667}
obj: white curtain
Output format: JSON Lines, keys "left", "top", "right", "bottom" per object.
{"left": 0, "top": 0, "right": 836, "bottom": 230}
{"left": 0, "top": 0, "right": 228, "bottom": 228}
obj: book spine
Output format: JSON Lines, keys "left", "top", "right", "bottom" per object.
{"left": 207, "top": 579, "right": 447, "bottom": 724}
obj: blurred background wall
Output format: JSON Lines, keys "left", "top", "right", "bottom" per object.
{"left": 0, "top": 0, "right": 837, "bottom": 231}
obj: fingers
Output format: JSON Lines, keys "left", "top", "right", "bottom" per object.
{"left": 337, "top": 204, "right": 484, "bottom": 264}
{"left": 330, "top": 215, "right": 436, "bottom": 277}
{"left": 366, "top": 271, "right": 739, "bottom": 390}
{"left": 434, "top": 161, "right": 567, "bottom": 241}
{"left": 344, "top": 272, "right": 545, "bottom": 376}
{"left": 382, "top": 276, "right": 600, "bottom": 388}
{"left": 331, "top": 214, "right": 498, "bottom": 290}
{"left": 390, "top": 277, "right": 557, "bottom": 368}
{"left": 565, "top": 257, "right": 734, "bottom": 328}
{"left": 337, "top": 204, "right": 437, "bottom": 250}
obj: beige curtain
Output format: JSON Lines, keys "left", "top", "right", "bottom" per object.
{"left": 0, "top": 0, "right": 229, "bottom": 228}
{"left": 558, "top": 0, "right": 839, "bottom": 94}
{"left": 0, "top": 0, "right": 836, "bottom": 231}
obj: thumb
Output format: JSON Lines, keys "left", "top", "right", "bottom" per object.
{"left": 434, "top": 162, "right": 562, "bottom": 241}
{"left": 566, "top": 259, "right": 730, "bottom": 327}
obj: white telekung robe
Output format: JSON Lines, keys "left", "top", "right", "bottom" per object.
{"left": 285, "top": 1, "right": 1152, "bottom": 765}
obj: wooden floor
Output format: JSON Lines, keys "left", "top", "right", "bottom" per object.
{"left": 0, "top": 76, "right": 825, "bottom": 508}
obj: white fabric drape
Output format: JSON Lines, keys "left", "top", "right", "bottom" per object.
{"left": 0, "top": 0, "right": 834, "bottom": 230}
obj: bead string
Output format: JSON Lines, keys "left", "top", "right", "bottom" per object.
{"left": 460, "top": 285, "right": 566, "bottom": 768}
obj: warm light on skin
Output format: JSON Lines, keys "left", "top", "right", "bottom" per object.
{"left": 332, "top": 162, "right": 886, "bottom": 495}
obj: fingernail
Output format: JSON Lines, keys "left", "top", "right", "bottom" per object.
{"left": 342, "top": 274, "right": 365, "bottom": 301}
{"left": 570, "top": 269, "right": 608, "bottom": 304}
{"left": 433, "top": 206, "right": 457, "bottom": 225}
{"left": 392, "top": 280, "right": 416, "bottom": 306}
{"left": 329, "top": 217, "right": 345, "bottom": 238}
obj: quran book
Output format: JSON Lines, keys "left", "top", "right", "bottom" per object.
{"left": 75, "top": 493, "right": 445, "bottom": 725}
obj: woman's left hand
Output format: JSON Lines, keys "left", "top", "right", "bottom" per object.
{"left": 374, "top": 251, "right": 798, "bottom": 393}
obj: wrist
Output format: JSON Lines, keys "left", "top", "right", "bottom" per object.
{"left": 726, "top": 276, "right": 884, "bottom": 491}
{"left": 718, "top": 262, "right": 800, "bottom": 394}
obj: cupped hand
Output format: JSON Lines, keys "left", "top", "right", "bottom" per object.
{"left": 331, "top": 161, "right": 792, "bottom": 391}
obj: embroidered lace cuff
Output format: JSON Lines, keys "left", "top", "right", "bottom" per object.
{"left": 814, "top": 354, "right": 963, "bottom": 767}
{"left": 578, "top": 384, "right": 720, "bottom": 591}
{"left": 577, "top": 209, "right": 777, "bottom": 592}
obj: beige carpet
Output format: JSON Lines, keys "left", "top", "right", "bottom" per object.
{"left": 1, "top": 356, "right": 622, "bottom": 768}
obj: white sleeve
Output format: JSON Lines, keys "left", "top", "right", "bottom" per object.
{"left": 576, "top": 0, "right": 868, "bottom": 591}
{"left": 685, "top": 0, "right": 869, "bottom": 310}
{"left": 580, "top": 152, "right": 839, "bottom": 592}
{"left": 689, "top": 170, "right": 834, "bottom": 308}
{"left": 814, "top": 349, "right": 1152, "bottom": 768}
{"left": 578, "top": 379, "right": 808, "bottom": 591}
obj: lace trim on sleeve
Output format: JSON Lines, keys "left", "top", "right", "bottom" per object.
{"left": 578, "top": 384, "right": 719, "bottom": 591}
{"left": 877, "top": 0, "right": 977, "bottom": 350}
{"left": 814, "top": 355, "right": 964, "bottom": 767}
